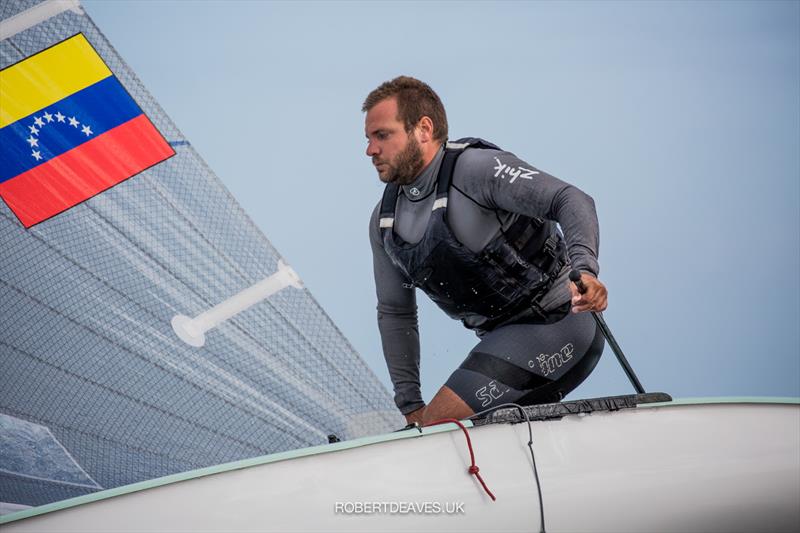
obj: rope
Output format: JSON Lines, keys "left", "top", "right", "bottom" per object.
{"left": 426, "top": 418, "right": 496, "bottom": 501}
{"left": 469, "top": 403, "right": 546, "bottom": 532}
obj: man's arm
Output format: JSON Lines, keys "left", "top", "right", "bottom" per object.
{"left": 456, "top": 148, "right": 600, "bottom": 275}
{"left": 454, "top": 148, "right": 607, "bottom": 311}
{"left": 369, "top": 205, "right": 425, "bottom": 418}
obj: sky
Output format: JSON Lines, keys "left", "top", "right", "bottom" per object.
{"left": 83, "top": 0, "right": 800, "bottom": 404}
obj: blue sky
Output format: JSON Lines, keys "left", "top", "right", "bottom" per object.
{"left": 83, "top": 0, "right": 799, "bottom": 403}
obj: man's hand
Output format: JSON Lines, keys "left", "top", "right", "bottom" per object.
{"left": 404, "top": 406, "right": 425, "bottom": 426}
{"left": 570, "top": 272, "right": 608, "bottom": 313}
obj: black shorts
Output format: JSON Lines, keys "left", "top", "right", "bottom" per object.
{"left": 445, "top": 310, "right": 604, "bottom": 412}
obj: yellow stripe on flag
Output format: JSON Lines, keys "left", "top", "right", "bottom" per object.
{"left": 0, "top": 34, "right": 112, "bottom": 128}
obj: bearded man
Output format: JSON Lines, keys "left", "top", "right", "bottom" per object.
{"left": 364, "top": 76, "right": 607, "bottom": 426}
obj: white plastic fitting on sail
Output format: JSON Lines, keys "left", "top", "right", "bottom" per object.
{"left": 171, "top": 259, "right": 303, "bottom": 347}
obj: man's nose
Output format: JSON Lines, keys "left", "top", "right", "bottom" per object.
{"left": 366, "top": 141, "right": 379, "bottom": 157}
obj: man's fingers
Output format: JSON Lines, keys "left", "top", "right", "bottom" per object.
{"left": 571, "top": 296, "right": 594, "bottom": 313}
{"left": 572, "top": 299, "right": 607, "bottom": 313}
{"left": 571, "top": 293, "right": 607, "bottom": 313}
{"left": 569, "top": 275, "right": 608, "bottom": 313}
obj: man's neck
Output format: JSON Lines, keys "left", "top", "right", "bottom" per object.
{"left": 401, "top": 146, "right": 445, "bottom": 200}
{"left": 420, "top": 141, "right": 443, "bottom": 169}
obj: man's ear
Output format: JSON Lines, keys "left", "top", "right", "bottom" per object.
{"left": 416, "top": 116, "right": 434, "bottom": 143}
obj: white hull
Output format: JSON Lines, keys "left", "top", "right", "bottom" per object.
{"left": 3, "top": 399, "right": 799, "bottom": 532}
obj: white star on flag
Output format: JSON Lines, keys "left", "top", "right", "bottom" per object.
{"left": 81, "top": 125, "right": 93, "bottom": 137}
{"left": 43, "top": 111, "right": 54, "bottom": 122}
{"left": 26, "top": 136, "right": 39, "bottom": 147}
{"left": 29, "top": 124, "right": 39, "bottom": 135}
{"left": 32, "top": 150, "right": 42, "bottom": 161}
{"left": 68, "top": 117, "right": 79, "bottom": 127}
{"left": 33, "top": 116, "right": 44, "bottom": 127}
{"left": 55, "top": 111, "right": 66, "bottom": 122}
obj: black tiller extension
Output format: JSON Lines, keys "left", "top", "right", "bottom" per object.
{"left": 569, "top": 270, "right": 645, "bottom": 394}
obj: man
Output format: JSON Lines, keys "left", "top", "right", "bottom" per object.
{"left": 364, "top": 76, "right": 608, "bottom": 426}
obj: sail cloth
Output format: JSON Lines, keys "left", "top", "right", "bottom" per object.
{"left": 0, "top": 0, "right": 401, "bottom": 511}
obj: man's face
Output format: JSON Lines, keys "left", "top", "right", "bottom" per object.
{"left": 365, "top": 98, "right": 424, "bottom": 185}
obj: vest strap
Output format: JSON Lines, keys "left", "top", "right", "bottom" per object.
{"left": 379, "top": 183, "right": 399, "bottom": 219}
{"left": 432, "top": 198, "right": 447, "bottom": 211}
{"left": 436, "top": 147, "right": 461, "bottom": 200}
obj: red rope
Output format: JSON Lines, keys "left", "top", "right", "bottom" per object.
{"left": 426, "top": 418, "right": 496, "bottom": 501}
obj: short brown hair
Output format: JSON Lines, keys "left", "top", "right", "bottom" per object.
{"left": 362, "top": 76, "right": 448, "bottom": 143}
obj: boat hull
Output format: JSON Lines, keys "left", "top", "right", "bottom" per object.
{"left": 3, "top": 401, "right": 799, "bottom": 532}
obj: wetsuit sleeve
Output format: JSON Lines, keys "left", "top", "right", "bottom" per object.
{"left": 456, "top": 148, "right": 600, "bottom": 277}
{"left": 369, "top": 204, "right": 424, "bottom": 415}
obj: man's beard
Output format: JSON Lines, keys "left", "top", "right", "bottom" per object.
{"left": 377, "top": 137, "right": 425, "bottom": 185}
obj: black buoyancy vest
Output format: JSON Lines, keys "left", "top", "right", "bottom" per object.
{"left": 379, "top": 138, "right": 569, "bottom": 332}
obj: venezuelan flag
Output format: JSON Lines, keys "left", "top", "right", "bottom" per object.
{"left": 0, "top": 33, "right": 174, "bottom": 228}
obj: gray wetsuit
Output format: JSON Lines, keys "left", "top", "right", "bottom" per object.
{"left": 370, "top": 144, "right": 604, "bottom": 414}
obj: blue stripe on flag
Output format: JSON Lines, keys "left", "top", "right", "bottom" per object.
{"left": 0, "top": 76, "right": 143, "bottom": 183}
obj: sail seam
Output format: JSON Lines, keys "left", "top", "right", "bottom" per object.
{"left": 0, "top": 336, "right": 309, "bottom": 455}
{"left": 1, "top": 206, "right": 347, "bottom": 435}
{"left": 0, "top": 280, "right": 316, "bottom": 446}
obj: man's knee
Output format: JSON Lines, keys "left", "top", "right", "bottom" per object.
{"left": 422, "top": 386, "right": 474, "bottom": 425}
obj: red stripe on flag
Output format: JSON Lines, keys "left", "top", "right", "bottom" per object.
{"left": 0, "top": 114, "right": 174, "bottom": 227}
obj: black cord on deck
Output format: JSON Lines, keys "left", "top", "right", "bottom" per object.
{"left": 469, "top": 403, "right": 547, "bottom": 533}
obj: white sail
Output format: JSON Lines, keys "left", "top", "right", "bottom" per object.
{"left": 0, "top": 0, "right": 401, "bottom": 512}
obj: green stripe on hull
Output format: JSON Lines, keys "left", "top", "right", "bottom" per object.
{"left": 0, "top": 421, "right": 471, "bottom": 525}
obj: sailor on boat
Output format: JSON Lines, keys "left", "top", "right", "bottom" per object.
{"left": 365, "top": 76, "right": 609, "bottom": 426}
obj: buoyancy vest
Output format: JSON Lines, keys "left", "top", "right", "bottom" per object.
{"left": 379, "top": 138, "right": 570, "bottom": 332}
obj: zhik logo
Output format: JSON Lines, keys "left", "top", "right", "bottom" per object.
{"left": 493, "top": 157, "right": 539, "bottom": 184}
